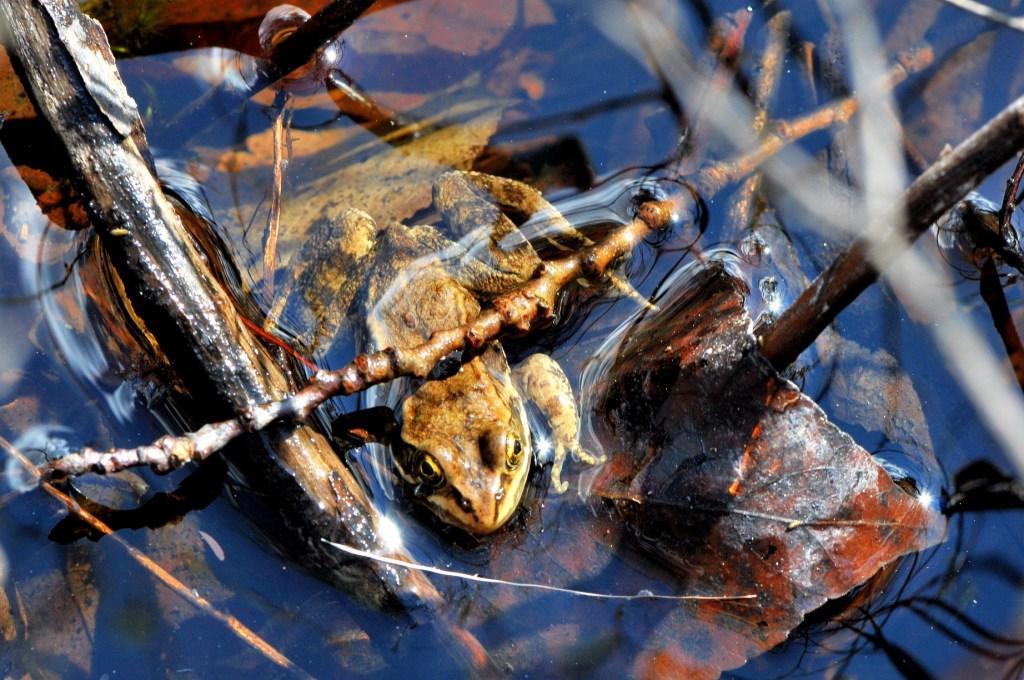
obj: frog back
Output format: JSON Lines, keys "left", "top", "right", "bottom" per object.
{"left": 361, "top": 222, "right": 481, "bottom": 352}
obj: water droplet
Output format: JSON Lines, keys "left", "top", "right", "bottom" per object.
{"left": 258, "top": 5, "right": 311, "bottom": 53}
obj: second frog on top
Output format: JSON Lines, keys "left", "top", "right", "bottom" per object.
{"left": 277, "top": 171, "right": 606, "bottom": 535}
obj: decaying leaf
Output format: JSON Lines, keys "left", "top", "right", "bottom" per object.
{"left": 157, "top": 0, "right": 327, "bottom": 33}
{"left": 587, "top": 256, "right": 946, "bottom": 678}
{"left": 145, "top": 518, "right": 234, "bottom": 626}
{"left": 820, "top": 336, "right": 936, "bottom": 463}
{"left": 4, "top": 545, "right": 99, "bottom": 677}
{"left": 0, "top": 47, "right": 36, "bottom": 121}
{"left": 0, "top": 165, "right": 87, "bottom": 266}
{"left": 905, "top": 31, "right": 995, "bottom": 165}
{"left": 348, "top": 0, "right": 555, "bottom": 57}
{"left": 83, "top": 0, "right": 332, "bottom": 56}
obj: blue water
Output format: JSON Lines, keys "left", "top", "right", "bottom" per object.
{"left": 2, "top": 0, "right": 1024, "bottom": 677}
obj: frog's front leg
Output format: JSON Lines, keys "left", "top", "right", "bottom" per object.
{"left": 513, "top": 353, "right": 604, "bottom": 493}
{"left": 433, "top": 171, "right": 543, "bottom": 294}
{"left": 437, "top": 171, "right": 654, "bottom": 310}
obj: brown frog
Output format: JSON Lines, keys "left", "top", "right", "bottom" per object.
{"left": 276, "top": 171, "right": 603, "bottom": 534}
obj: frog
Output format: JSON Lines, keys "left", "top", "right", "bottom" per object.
{"left": 274, "top": 171, "right": 605, "bottom": 534}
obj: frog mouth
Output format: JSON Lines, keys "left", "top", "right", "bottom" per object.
{"left": 404, "top": 481, "right": 520, "bottom": 536}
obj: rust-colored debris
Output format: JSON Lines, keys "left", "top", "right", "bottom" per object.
{"left": 589, "top": 258, "right": 946, "bottom": 678}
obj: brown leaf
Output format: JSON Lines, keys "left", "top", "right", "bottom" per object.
{"left": 349, "top": 0, "right": 555, "bottom": 57}
{"left": 0, "top": 47, "right": 36, "bottom": 121}
{"left": 146, "top": 518, "right": 234, "bottom": 626}
{"left": 10, "top": 546, "right": 98, "bottom": 676}
{"left": 85, "top": 0, "right": 332, "bottom": 57}
{"left": 905, "top": 32, "right": 996, "bottom": 165}
{"left": 585, "top": 256, "right": 946, "bottom": 677}
{"left": 821, "top": 335, "right": 935, "bottom": 462}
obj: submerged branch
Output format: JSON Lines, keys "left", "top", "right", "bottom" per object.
{"left": 979, "top": 258, "right": 1024, "bottom": 392}
{"left": 42, "top": 199, "right": 680, "bottom": 480}
{"left": 698, "top": 45, "right": 932, "bottom": 196}
{"left": 252, "top": 0, "right": 377, "bottom": 93}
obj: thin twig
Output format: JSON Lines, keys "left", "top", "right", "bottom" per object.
{"left": 979, "top": 258, "right": 1024, "bottom": 392}
{"left": 758, "top": 93, "right": 1024, "bottom": 370}
{"left": 751, "top": 13, "right": 789, "bottom": 137}
{"left": 940, "top": 0, "right": 1024, "bottom": 32}
{"left": 727, "top": 11, "right": 790, "bottom": 235}
{"left": 0, "top": 436, "right": 305, "bottom": 676}
{"left": 997, "top": 149, "right": 1024, "bottom": 251}
{"left": 322, "top": 538, "right": 757, "bottom": 602}
{"left": 263, "top": 92, "right": 290, "bottom": 295}
{"left": 41, "top": 198, "right": 681, "bottom": 481}
{"left": 698, "top": 45, "right": 932, "bottom": 196}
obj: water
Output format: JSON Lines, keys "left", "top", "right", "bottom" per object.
{"left": 2, "top": 0, "right": 1024, "bottom": 677}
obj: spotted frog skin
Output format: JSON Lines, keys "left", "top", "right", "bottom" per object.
{"left": 279, "top": 171, "right": 602, "bottom": 534}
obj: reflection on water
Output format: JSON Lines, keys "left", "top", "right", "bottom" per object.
{"left": 1, "top": 0, "right": 1024, "bottom": 677}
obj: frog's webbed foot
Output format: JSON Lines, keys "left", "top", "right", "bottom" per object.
{"left": 512, "top": 353, "right": 605, "bottom": 495}
{"left": 440, "top": 171, "right": 655, "bottom": 310}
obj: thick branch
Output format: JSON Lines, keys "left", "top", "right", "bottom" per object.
{"left": 758, "top": 94, "right": 1024, "bottom": 370}
{"left": 0, "top": 0, "right": 458, "bottom": 625}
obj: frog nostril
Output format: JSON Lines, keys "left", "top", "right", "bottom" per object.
{"left": 478, "top": 432, "right": 500, "bottom": 468}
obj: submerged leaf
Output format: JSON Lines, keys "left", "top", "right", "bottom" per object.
{"left": 588, "top": 256, "right": 946, "bottom": 677}
{"left": 349, "top": 0, "right": 555, "bottom": 57}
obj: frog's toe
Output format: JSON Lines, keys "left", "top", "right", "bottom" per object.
{"left": 572, "top": 445, "right": 606, "bottom": 466}
{"left": 550, "top": 468, "right": 569, "bottom": 494}
{"left": 606, "top": 273, "right": 658, "bottom": 311}
{"left": 549, "top": 445, "right": 570, "bottom": 494}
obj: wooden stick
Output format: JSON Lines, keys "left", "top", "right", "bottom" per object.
{"left": 979, "top": 258, "right": 1024, "bottom": 391}
{"left": 758, "top": 94, "right": 1024, "bottom": 370}
{"left": 252, "top": 0, "right": 377, "bottom": 93}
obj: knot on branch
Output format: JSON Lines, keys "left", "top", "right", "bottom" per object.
{"left": 637, "top": 200, "right": 673, "bottom": 230}
{"left": 157, "top": 434, "right": 195, "bottom": 470}
{"left": 579, "top": 249, "right": 602, "bottom": 280}
{"left": 238, "top": 407, "right": 258, "bottom": 432}
{"left": 465, "top": 325, "right": 488, "bottom": 350}
{"left": 493, "top": 292, "right": 545, "bottom": 331}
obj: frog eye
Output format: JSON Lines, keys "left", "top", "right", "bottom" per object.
{"left": 505, "top": 435, "right": 524, "bottom": 470}
{"left": 416, "top": 452, "right": 445, "bottom": 487}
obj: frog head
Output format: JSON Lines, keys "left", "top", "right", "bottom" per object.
{"left": 396, "top": 348, "right": 531, "bottom": 534}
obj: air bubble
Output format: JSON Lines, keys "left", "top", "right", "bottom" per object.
{"left": 257, "top": 4, "right": 346, "bottom": 94}
{"left": 258, "top": 5, "right": 311, "bottom": 53}
{"left": 628, "top": 177, "right": 703, "bottom": 236}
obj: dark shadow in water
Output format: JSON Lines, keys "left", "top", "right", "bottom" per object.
{"left": 47, "top": 456, "right": 227, "bottom": 544}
